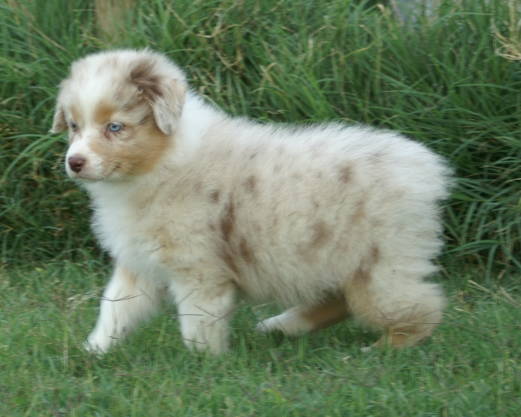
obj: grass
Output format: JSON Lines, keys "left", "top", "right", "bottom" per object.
{"left": 1, "top": 0, "right": 520, "bottom": 273}
{"left": 1, "top": 1, "right": 520, "bottom": 415}
{"left": 1, "top": 261, "right": 520, "bottom": 417}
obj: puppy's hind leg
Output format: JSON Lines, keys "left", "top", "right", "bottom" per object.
{"left": 85, "top": 265, "right": 163, "bottom": 354}
{"left": 256, "top": 295, "right": 349, "bottom": 336}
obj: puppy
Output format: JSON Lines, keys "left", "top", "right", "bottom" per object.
{"left": 51, "top": 49, "right": 451, "bottom": 354}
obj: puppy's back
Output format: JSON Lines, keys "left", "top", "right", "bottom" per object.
{"left": 175, "top": 119, "right": 449, "bottom": 306}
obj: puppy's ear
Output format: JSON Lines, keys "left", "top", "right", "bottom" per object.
{"left": 50, "top": 105, "right": 67, "bottom": 133}
{"left": 149, "top": 80, "right": 185, "bottom": 136}
{"left": 130, "top": 60, "right": 186, "bottom": 136}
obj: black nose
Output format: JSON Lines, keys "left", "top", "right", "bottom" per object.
{"left": 68, "top": 155, "right": 86, "bottom": 173}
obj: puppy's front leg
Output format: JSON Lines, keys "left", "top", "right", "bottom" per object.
{"left": 171, "top": 278, "right": 236, "bottom": 354}
{"left": 85, "top": 265, "right": 162, "bottom": 354}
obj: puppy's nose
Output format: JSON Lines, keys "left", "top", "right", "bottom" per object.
{"left": 68, "top": 155, "right": 86, "bottom": 173}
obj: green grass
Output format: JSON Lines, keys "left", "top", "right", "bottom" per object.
{"left": 1, "top": 0, "right": 520, "bottom": 274}
{"left": 1, "top": 1, "right": 520, "bottom": 415}
{"left": 0, "top": 262, "right": 520, "bottom": 416}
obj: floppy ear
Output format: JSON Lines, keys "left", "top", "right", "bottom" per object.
{"left": 149, "top": 79, "right": 186, "bottom": 136}
{"left": 50, "top": 104, "right": 67, "bottom": 133}
{"left": 130, "top": 60, "right": 186, "bottom": 136}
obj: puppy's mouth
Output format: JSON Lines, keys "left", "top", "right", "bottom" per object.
{"left": 67, "top": 171, "right": 102, "bottom": 182}
{"left": 66, "top": 164, "right": 122, "bottom": 183}
{"left": 65, "top": 165, "right": 105, "bottom": 182}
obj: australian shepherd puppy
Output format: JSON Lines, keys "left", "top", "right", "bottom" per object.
{"left": 51, "top": 49, "right": 451, "bottom": 355}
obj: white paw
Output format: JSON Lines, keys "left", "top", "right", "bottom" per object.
{"left": 256, "top": 313, "right": 311, "bottom": 336}
{"left": 83, "top": 333, "right": 112, "bottom": 355}
{"left": 181, "top": 321, "right": 228, "bottom": 355}
{"left": 255, "top": 317, "right": 280, "bottom": 333}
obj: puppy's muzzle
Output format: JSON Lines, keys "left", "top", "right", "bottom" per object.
{"left": 68, "top": 155, "right": 86, "bottom": 173}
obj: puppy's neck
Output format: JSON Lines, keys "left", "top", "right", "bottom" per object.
{"left": 172, "top": 92, "right": 226, "bottom": 163}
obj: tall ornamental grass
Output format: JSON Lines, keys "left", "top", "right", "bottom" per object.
{"left": 1, "top": 0, "right": 520, "bottom": 279}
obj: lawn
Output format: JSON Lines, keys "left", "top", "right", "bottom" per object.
{"left": 1, "top": 262, "right": 520, "bottom": 417}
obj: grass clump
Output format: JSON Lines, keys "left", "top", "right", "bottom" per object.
{"left": 1, "top": 2, "right": 520, "bottom": 272}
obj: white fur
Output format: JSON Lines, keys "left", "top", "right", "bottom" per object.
{"left": 53, "top": 49, "right": 451, "bottom": 354}
{"left": 65, "top": 130, "right": 104, "bottom": 178}
{"left": 256, "top": 308, "right": 315, "bottom": 336}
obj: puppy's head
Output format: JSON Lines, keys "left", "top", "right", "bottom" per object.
{"left": 51, "top": 49, "right": 186, "bottom": 181}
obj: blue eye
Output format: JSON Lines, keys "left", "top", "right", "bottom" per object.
{"left": 107, "top": 122, "right": 123, "bottom": 133}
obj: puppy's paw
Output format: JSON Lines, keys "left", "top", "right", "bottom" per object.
{"left": 181, "top": 322, "right": 229, "bottom": 355}
{"left": 256, "top": 312, "right": 311, "bottom": 336}
{"left": 255, "top": 317, "right": 280, "bottom": 333}
{"left": 83, "top": 334, "right": 111, "bottom": 355}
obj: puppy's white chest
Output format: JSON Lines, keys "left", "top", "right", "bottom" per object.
{"left": 93, "top": 204, "right": 170, "bottom": 277}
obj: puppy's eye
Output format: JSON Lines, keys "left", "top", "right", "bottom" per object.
{"left": 107, "top": 122, "right": 123, "bottom": 133}
{"left": 69, "top": 121, "right": 78, "bottom": 132}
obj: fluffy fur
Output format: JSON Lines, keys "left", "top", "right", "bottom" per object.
{"left": 51, "top": 49, "right": 451, "bottom": 354}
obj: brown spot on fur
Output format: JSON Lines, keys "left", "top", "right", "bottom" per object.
{"left": 94, "top": 101, "right": 116, "bottom": 124}
{"left": 89, "top": 114, "right": 169, "bottom": 176}
{"left": 352, "top": 266, "right": 370, "bottom": 284}
{"left": 371, "top": 246, "right": 380, "bottom": 264}
{"left": 309, "top": 221, "right": 331, "bottom": 249}
{"left": 298, "top": 221, "right": 331, "bottom": 258}
{"left": 209, "top": 190, "right": 220, "bottom": 203}
{"left": 352, "top": 245, "right": 380, "bottom": 284}
{"left": 220, "top": 248, "right": 239, "bottom": 275}
{"left": 239, "top": 238, "right": 254, "bottom": 264}
{"left": 220, "top": 199, "right": 235, "bottom": 243}
{"left": 347, "top": 244, "right": 381, "bottom": 292}
{"left": 129, "top": 60, "right": 162, "bottom": 99}
{"left": 344, "top": 264, "right": 372, "bottom": 321}
{"left": 338, "top": 165, "right": 352, "bottom": 183}
{"left": 122, "top": 97, "right": 147, "bottom": 114}
{"left": 351, "top": 200, "right": 366, "bottom": 223}
{"left": 301, "top": 296, "right": 350, "bottom": 331}
{"left": 243, "top": 176, "right": 257, "bottom": 194}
